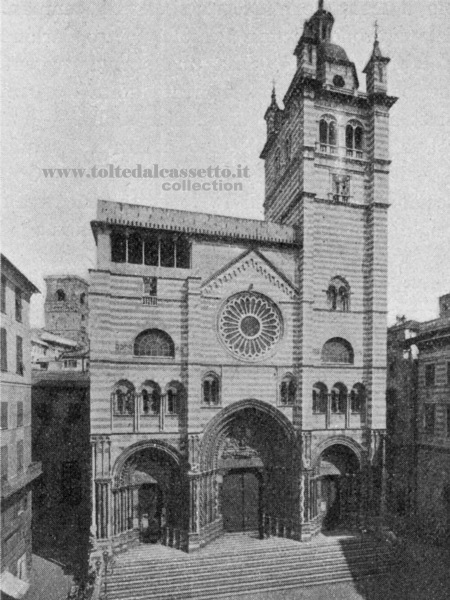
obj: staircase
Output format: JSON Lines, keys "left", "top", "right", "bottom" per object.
{"left": 106, "top": 532, "right": 395, "bottom": 600}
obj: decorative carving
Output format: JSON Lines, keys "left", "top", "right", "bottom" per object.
{"left": 202, "top": 255, "right": 299, "bottom": 300}
{"left": 220, "top": 423, "right": 259, "bottom": 460}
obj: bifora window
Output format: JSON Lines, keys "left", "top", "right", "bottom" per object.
{"left": 312, "top": 383, "right": 328, "bottom": 414}
{"left": 141, "top": 381, "right": 161, "bottom": 415}
{"left": 321, "top": 338, "right": 354, "bottom": 364}
{"left": 112, "top": 380, "right": 135, "bottom": 416}
{"left": 280, "top": 374, "right": 296, "bottom": 406}
{"left": 134, "top": 329, "right": 175, "bottom": 358}
{"left": 202, "top": 373, "right": 220, "bottom": 406}
{"left": 345, "top": 120, "right": 364, "bottom": 158}
{"left": 218, "top": 292, "right": 282, "bottom": 362}
{"left": 319, "top": 115, "right": 337, "bottom": 154}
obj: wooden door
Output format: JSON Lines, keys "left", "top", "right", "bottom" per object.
{"left": 222, "top": 471, "right": 260, "bottom": 532}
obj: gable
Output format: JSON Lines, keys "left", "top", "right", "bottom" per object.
{"left": 201, "top": 249, "right": 298, "bottom": 301}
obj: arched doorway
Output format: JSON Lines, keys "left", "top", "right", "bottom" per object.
{"left": 112, "top": 442, "right": 188, "bottom": 546}
{"left": 318, "top": 443, "right": 360, "bottom": 531}
{"left": 199, "top": 400, "right": 298, "bottom": 542}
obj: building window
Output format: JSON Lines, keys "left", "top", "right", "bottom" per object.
{"left": 134, "top": 329, "right": 175, "bottom": 358}
{"left": 17, "top": 440, "right": 24, "bottom": 473}
{"left": 345, "top": 121, "right": 364, "bottom": 158}
{"left": 39, "top": 362, "right": 48, "bottom": 370}
{"left": 80, "top": 293, "right": 86, "bottom": 305}
{"left": 327, "top": 277, "right": 350, "bottom": 311}
{"left": 280, "top": 374, "right": 296, "bottom": 406}
{"left": 424, "top": 403, "right": 435, "bottom": 435}
{"left": 1, "top": 328, "right": 7, "bottom": 372}
{"left": 141, "top": 381, "right": 161, "bottom": 415}
{"left": 321, "top": 338, "right": 354, "bottom": 364}
{"left": 111, "top": 231, "right": 127, "bottom": 263}
{"left": 425, "top": 363, "right": 435, "bottom": 387}
{"left": 1, "top": 402, "right": 8, "bottom": 429}
{"left": 274, "top": 150, "right": 281, "bottom": 176}
{"left": 319, "top": 116, "right": 337, "bottom": 153}
{"left": 350, "top": 383, "right": 365, "bottom": 413}
{"left": 16, "top": 336, "right": 24, "bottom": 375}
{"left": 331, "top": 174, "right": 350, "bottom": 203}
{"left": 56, "top": 289, "right": 66, "bottom": 302}
{"left": 111, "top": 229, "right": 191, "bottom": 269}
{"left": 17, "top": 402, "right": 23, "bottom": 428}
{"left": 112, "top": 380, "right": 135, "bottom": 416}
{"left": 285, "top": 136, "right": 292, "bottom": 163}
{"left": 202, "top": 373, "right": 220, "bottom": 407}
{"left": 15, "top": 287, "right": 22, "bottom": 322}
{"left": 63, "top": 360, "right": 77, "bottom": 369}
{"left": 307, "top": 45, "right": 313, "bottom": 63}
{"left": 1, "top": 275, "right": 6, "bottom": 313}
{"left": 331, "top": 383, "right": 347, "bottom": 414}
{"left": 143, "top": 276, "right": 157, "bottom": 297}
{"left": 312, "top": 383, "right": 328, "bottom": 414}
{"left": 166, "top": 386, "right": 178, "bottom": 415}
{"left": 1, "top": 446, "right": 8, "bottom": 482}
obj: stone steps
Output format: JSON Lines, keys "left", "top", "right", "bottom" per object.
{"left": 106, "top": 535, "right": 394, "bottom": 600}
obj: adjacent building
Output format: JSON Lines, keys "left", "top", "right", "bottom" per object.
{"left": 31, "top": 275, "right": 91, "bottom": 582}
{"left": 89, "top": 2, "right": 397, "bottom": 555}
{"left": 1, "top": 254, "right": 41, "bottom": 598}
{"left": 412, "top": 294, "right": 450, "bottom": 542}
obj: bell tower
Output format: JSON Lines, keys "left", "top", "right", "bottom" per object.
{"left": 260, "top": 0, "right": 397, "bottom": 525}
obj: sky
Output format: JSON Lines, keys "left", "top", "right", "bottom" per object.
{"left": 2, "top": 0, "right": 449, "bottom": 327}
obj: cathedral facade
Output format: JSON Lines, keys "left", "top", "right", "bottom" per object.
{"left": 89, "top": 2, "right": 396, "bottom": 553}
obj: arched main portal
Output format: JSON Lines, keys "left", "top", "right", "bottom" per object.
{"left": 111, "top": 441, "right": 188, "bottom": 547}
{"left": 197, "top": 400, "right": 300, "bottom": 544}
{"left": 316, "top": 443, "right": 361, "bottom": 531}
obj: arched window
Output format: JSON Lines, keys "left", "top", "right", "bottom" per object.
{"left": 134, "top": 329, "right": 175, "bottom": 358}
{"left": 345, "top": 120, "right": 364, "bottom": 158}
{"left": 141, "top": 381, "right": 161, "bottom": 415}
{"left": 331, "top": 383, "right": 347, "bottom": 414}
{"left": 321, "top": 338, "right": 354, "bottom": 364}
{"left": 80, "top": 293, "right": 86, "bottom": 305}
{"left": 56, "top": 289, "right": 66, "bottom": 302}
{"left": 112, "top": 380, "right": 135, "bottom": 416}
{"left": 350, "top": 383, "right": 365, "bottom": 413}
{"left": 319, "top": 116, "right": 337, "bottom": 153}
{"left": 280, "top": 374, "right": 296, "bottom": 406}
{"left": 166, "top": 383, "right": 181, "bottom": 415}
{"left": 202, "top": 373, "right": 220, "bottom": 406}
{"left": 312, "top": 382, "right": 328, "bottom": 414}
{"left": 327, "top": 277, "right": 350, "bottom": 311}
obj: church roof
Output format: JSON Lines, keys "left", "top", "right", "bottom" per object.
{"left": 93, "top": 200, "right": 297, "bottom": 246}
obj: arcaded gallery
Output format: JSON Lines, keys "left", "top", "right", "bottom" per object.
{"left": 89, "top": 2, "right": 396, "bottom": 554}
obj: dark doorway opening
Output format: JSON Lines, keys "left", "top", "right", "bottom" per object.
{"left": 319, "top": 444, "right": 360, "bottom": 531}
{"left": 139, "top": 483, "right": 164, "bottom": 543}
{"left": 221, "top": 469, "right": 261, "bottom": 532}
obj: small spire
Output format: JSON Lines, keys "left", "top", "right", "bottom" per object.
{"left": 318, "top": 0, "right": 324, "bottom": 10}
{"left": 374, "top": 19, "right": 378, "bottom": 42}
{"left": 271, "top": 80, "right": 277, "bottom": 105}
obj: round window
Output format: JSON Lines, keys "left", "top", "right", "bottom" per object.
{"left": 333, "top": 75, "right": 345, "bottom": 88}
{"left": 218, "top": 292, "right": 282, "bottom": 361}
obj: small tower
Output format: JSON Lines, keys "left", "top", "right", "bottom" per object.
{"left": 44, "top": 275, "right": 89, "bottom": 344}
{"left": 363, "top": 28, "right": 390, "bottom": 95}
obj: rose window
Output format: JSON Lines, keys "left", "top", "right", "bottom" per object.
{"left": 218, "top": 292, "right": 282, "bottom": 361}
